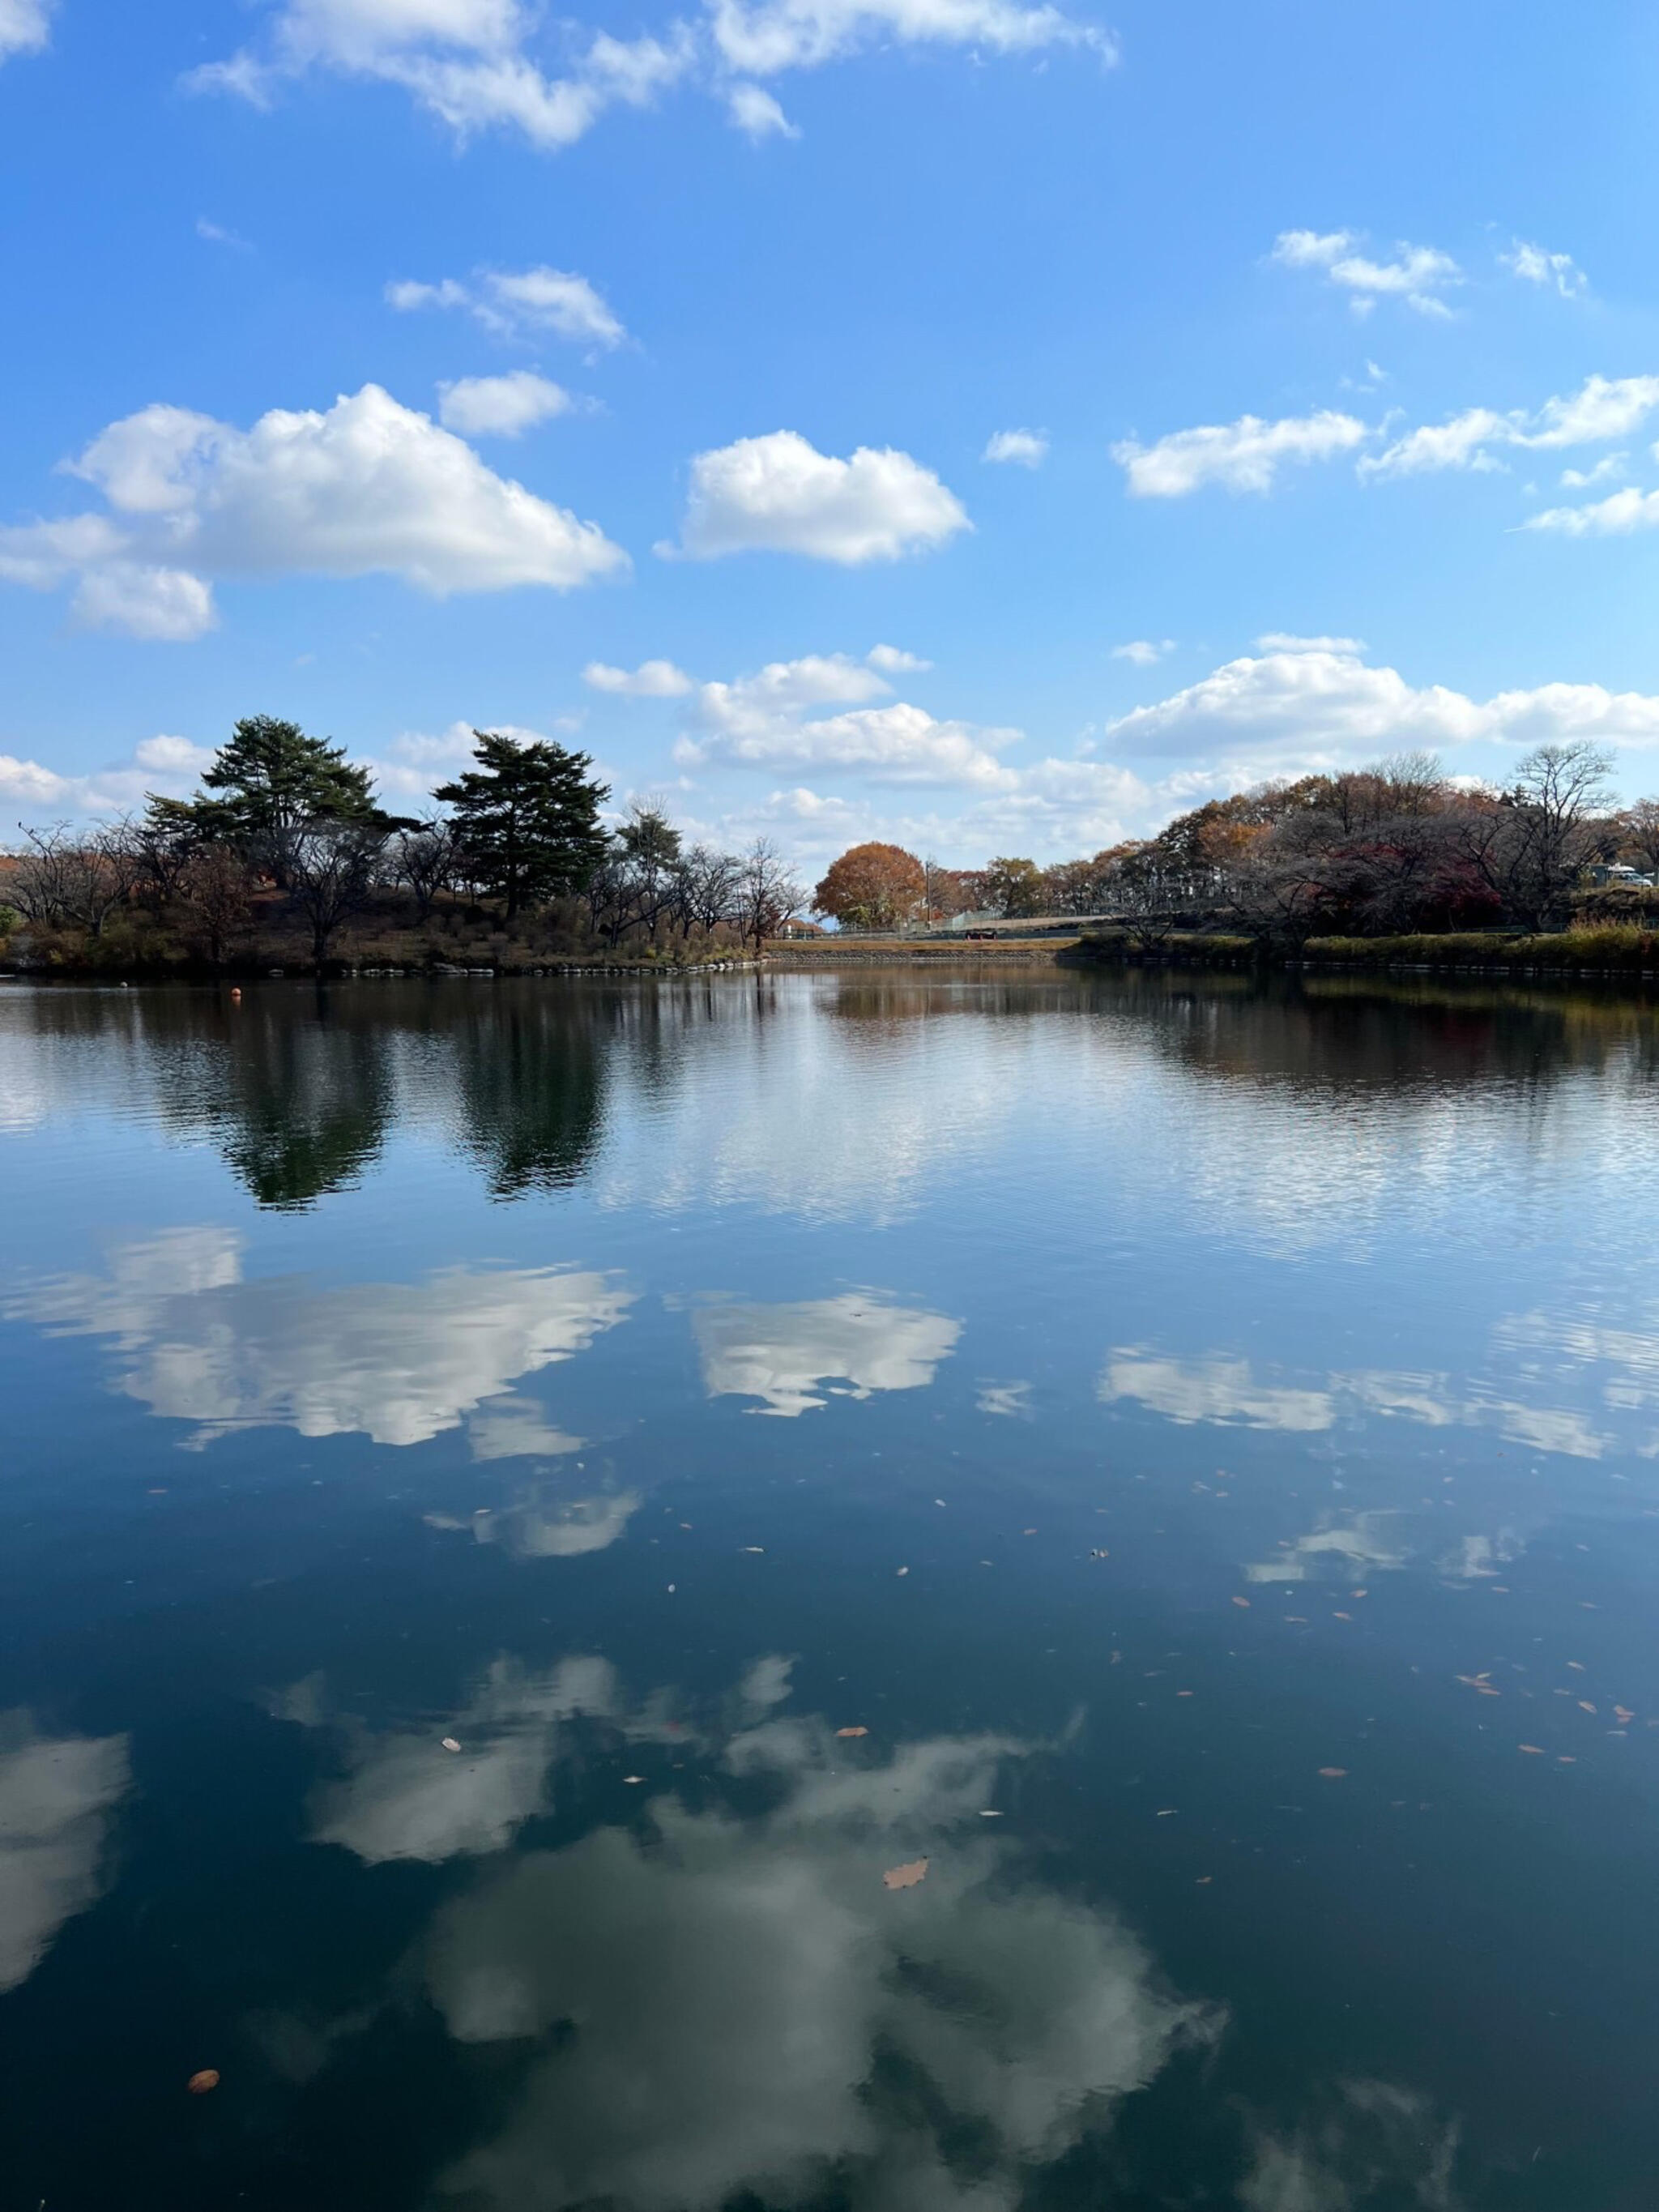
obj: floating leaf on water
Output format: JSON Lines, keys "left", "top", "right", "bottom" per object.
{"left": 882, "top": 1858, "right": 929, "bottom": 1890}
{"left": 624, "top": 1774, "right": 645, "bottom": 1784}
{"left": 441, "top": 1738, "right": 462, "bottom": 1753}
{"left": 979, "top": 1809, "right": 1003, "bottom": 1817}
{"left": 835, "top": 1726, "right": 869, "bottom": 1739}
{"left": 1156, "top": 1808, "right": 1177, "bottom": 1817}
{"left": 1578, "top": 1701, "right": 1597, "bottom": 1715}
{"left": 1558, "top": 1755, "right": 1577, "bottom": 1764}
{"left": 1518, "top": 1744, "right": 1545, "bottom": 1755}
{"left": 1196, "top": 1875, "right": 1213, "bottom": 1885}
{"left": 1318, "top": 1767, "right": 1348, "bottom": 1779}
{"left": 895, "top": 1566, "right": 909, "bottom": 1577}
{"left": 740, "top": 1546, "right": 766, "bottom": 1555}
{"left": 187, "top": 2070, "right": 220, "bottom": 2095}
{"left": 1333, "top": 1612, "right": 1353, "bottom": 1621}
{"left": 1615, "top": 1706, "right": 1636, "bottom": 1723}
{"left": 1022, "top": 1528, "right": 1037, "bottom": 1536}
{"left": 1177, "top": 1690, "right": 1194, "bottom": 1698}
{"left": 1567, "top": 1661, "right": 1585, "bottom": 1672}
{"left": 1231, "top": 1596, "right": 1251, "bottom": 1608}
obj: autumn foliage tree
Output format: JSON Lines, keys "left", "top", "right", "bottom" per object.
{"left": 812, "top": 842, "right": 927, "bottom": 930}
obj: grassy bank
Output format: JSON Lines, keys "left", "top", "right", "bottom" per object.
{"left": 0, "top": 896, "right": 761, "bottom": 979}
{"left": 1079, "top": 925, "right": 1659, "bottom": 976}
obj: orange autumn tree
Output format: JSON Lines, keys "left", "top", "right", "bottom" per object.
{"left": 812, "top": 842, "right": 928, "bottom": 931}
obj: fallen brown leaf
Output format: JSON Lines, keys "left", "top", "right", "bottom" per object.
{"left": 1578, "top": 1701, "right": 1597, "bottom": 1715}
{"left": 835, "top": 1726, "right": 869, "bottom": 1739}
{"left": 882, "top": 1857, "right": 929, "bottom": 1891}
{"left": 187, "top": 2070, "right": 220, "bottom": 2095}
{"left": 1615, "top": 1706, "right": 1636, "bottom": 1724}
{"left": 1518, "top": 1744, "right": 1545, "bottom": 1755}
{"left": 1231, "top": 1596, "right": 1251, "bottom": 1609}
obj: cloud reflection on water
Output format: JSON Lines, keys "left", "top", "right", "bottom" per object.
{"left": 367, "top": 1655, "right": 1224, "bottom": 2212}
{"left": 0, "top": 1716, "right": 131, "bottom": 1994}
{"left": 694, "top": 1292, "right": 960, "bottom": 1416}
{"left": 1102, "top": 1343, "right": 1653, "bottom": 1463}
{"left": 7, "top": 1231, "right": 632, "bottom": 1447}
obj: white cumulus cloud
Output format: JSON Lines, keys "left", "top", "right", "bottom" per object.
{"left": 0, "top": 384, "right": 625, "bottom": 638}
{"left": 190, "top": 1, "right": 693, "bottom": 152}
{"left": 70, "top": 564, "right": 220, "bottom": 640}
{"left": 1362, "top": 374, "right": 1659, "bottom": 480}
{"left": 706, "top": 0, "right": 1114, "bottom": 74}
{"left": 1501, "top": 238, "right": 1587, "bottom": 297}
{"left": 1271, "top": 228, "right": 1462, "bottom": 318}
{"left": 437, "top": 370, "right": 573, "bottom": 436}
{"left": 727, "top": 80, "right": 798, "bottom": 135}
{"left": 583, "top": 657, "right": 696, "bottom": 697}
{"left": 676, "top": 651, "right": 1016, "bottom": 787}
{"left": 1113, "top": 410, "right": 1367, "bottom": 497}
{"left": 667, "top": 429, "right": 970, "bottom": 562}
{"left": 1559, "top": 454, "right": 1627, "bottom": 490}
{"left": 983, "top": 427, "right": 1048, "bottom": 468}
{"left": 0, "top": 0, "right": 52, "bottom": 62}
{"left": 0, "top": 733, "right": 217, "bottom": 821}
{"left": 191, "top": 0, "right": 1106, "bottom": 148}
{"left": 1526, "top": 487, "right": 1659, "bottom": 536}
{"left": 1103, "top": 641, "right": 1659, "bottom": 764}
{"left": 1112, "top": 639, "right": 1174, "bottom": 665}
{"left": 390, "top": 263, "right": 626, "bottom": 347}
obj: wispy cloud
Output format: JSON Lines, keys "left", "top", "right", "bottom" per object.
{"left": 1113, "top": 411, "right": 1366, "bottom": 497}
{"left": 1272, "top": 228, "right": 1462, "bottom": 318}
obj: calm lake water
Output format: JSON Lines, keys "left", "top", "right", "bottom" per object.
{"left": 4, "top": 967, "right": 1659, "bottom": 2210}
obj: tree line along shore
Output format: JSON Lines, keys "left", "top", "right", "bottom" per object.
{"left": 5, "top": 722, "right": 1659, "bottom": 979}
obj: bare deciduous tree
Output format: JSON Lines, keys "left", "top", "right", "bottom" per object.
{"left": 288, "top": 818, "right": 388, "bottom": 968}
{"left": 732, "top": 839, "right": 803, "bottom": 949}
{"left": 392, "top": 816, "right": 458, "bottom": 921}
{"left": 177, "top": 843, "right": 254, "bottom": 967}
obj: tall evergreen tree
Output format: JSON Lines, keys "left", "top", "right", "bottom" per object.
{"left": 435, "top": 732, "right": 611, "bottom": 923}
{"left": 200, "top": 716, "right": 377, "bottom": 884}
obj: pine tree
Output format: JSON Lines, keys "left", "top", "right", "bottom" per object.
{"left": 200, "top": 716, "right": 377, "bottom": 885}
{"left": 435, "top": 732, "right": 611, "bottom": 923}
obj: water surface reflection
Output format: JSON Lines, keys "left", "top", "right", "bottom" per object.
{"left": 3, "top": 970, "right": 1659, "bottom": 2210}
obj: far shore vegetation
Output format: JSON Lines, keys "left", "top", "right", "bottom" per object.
{"left": 6, "top": 722, "right": 1659, "bottom": 980}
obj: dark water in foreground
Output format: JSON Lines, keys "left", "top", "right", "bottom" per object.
{"left": 4, "top": 967, "right": 1659, "bottom": 2211}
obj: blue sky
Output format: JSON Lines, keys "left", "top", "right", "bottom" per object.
{"left": 3, "top": 0, "right": 1659, "bottom": 865}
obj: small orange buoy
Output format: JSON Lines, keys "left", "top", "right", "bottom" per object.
{"left": 187, "top": 2069, "right": 220, "bottom": 2095}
